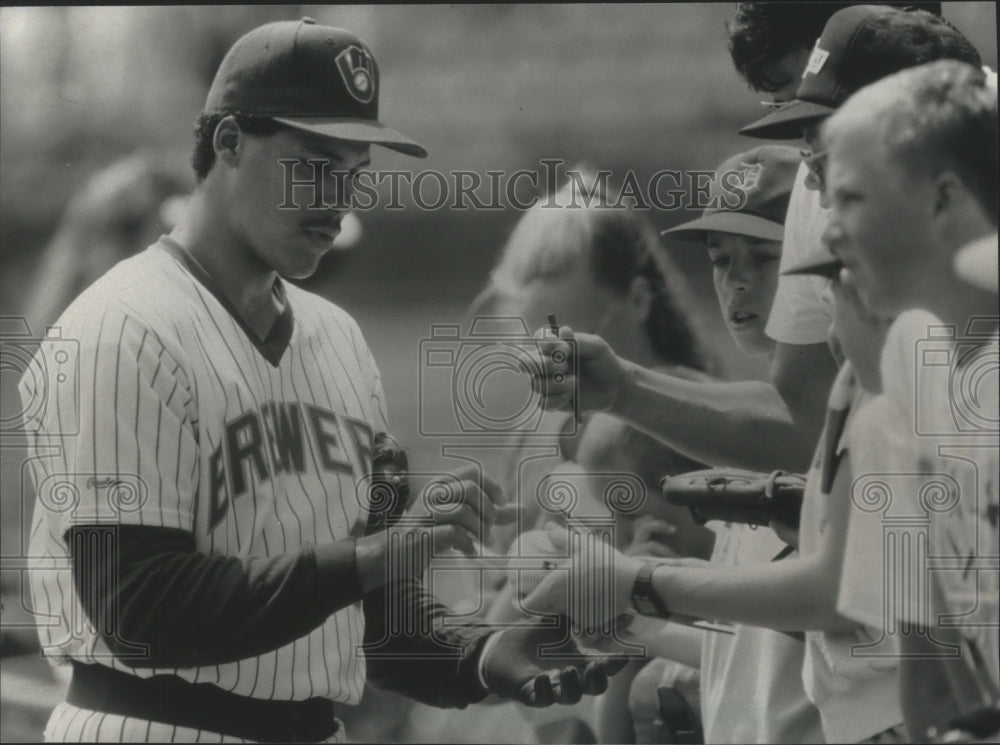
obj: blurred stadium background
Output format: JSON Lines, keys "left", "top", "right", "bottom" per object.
{"left": 1, "top": 4, "right": 996, "bottom": 742}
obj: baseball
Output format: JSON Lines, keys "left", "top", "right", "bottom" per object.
{"left": 506, "top": 529, "right": 565, "bottom": 598}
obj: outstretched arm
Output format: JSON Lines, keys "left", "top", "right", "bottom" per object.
{"left": 533, "top": 329, "right": 836, "bottom": 473}
{"left": 526, "top": 454, "right": 858, "bottom": 634}
{"left": 644, "top": 549, "right": 854, "bottom": 633}
{"left": 611, "top": 364, "right": 808, "bottom": 472}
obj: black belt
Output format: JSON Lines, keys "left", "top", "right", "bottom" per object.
{"left": 67, "top": 661, "right": 338, "bottom": 742}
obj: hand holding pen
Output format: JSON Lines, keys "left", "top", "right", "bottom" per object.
{"left": 545, "top": 314, "right": 582, "bottom": 424}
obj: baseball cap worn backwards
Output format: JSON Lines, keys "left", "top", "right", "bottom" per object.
{"left": 662, "top": 145, "right": 801, "bottom": 243}
{"left": 204, "top": 18, "right": 427, "bottom": 158}
{"left": 742, "top": 4, "right": 929, "bottom": 139}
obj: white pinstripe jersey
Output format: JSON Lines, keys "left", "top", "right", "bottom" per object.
{"left": 20, "top": 237, "right": 386, "bottom": 704}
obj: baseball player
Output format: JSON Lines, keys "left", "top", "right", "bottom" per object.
{"left": 20, "top": 19, "right": 621, "bottom": 743}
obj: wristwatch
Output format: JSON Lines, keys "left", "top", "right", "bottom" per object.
{"left": 630, "top": 560, "right": 671, "bottom": 618}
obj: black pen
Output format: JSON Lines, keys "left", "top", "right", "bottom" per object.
{"left": 546, "top": 314, "right": 581, "bottom": 424}
{"left": 546, "top": 313, "right": 559, "bottom": 336}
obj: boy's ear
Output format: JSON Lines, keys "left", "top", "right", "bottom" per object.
{"left": 932, "top": 171, "right": 956, "bottom": 215}
{"left": 931, "top": 170, "right": 979, "bottom": 225}
{"left": 932, "top": 171, "right": 988, "bottom": 246}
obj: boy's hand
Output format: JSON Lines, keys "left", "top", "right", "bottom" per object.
{"left": 623, "top": 516, "right": 679, "bottom": 558}
{"left": 529, "top": 326, "right": 628, "bottom": 415}
{"left": 521, "top": 526, "right": 643, "bottom": 628}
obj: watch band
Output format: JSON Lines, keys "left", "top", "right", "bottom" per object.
{"left": 630, "top": 560, "right": 671, "bottom": 618}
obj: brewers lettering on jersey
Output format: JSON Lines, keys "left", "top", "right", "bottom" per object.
{"left": 19, "top": 18, "right": 622, "bottom": 744}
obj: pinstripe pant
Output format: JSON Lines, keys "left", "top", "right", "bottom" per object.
{"left": 43, "top": 702, "right": 347, "bottom": 743}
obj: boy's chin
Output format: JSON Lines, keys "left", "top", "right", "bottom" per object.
{"left": 732, "top": 330, "right": 773, "bottom": 357}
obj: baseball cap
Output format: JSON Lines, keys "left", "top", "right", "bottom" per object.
{"left": 741, "top": 5, "right": 975, "bottom": 139}
{"left": 661, "top": 145, "right": 801, "bottom": 243}
{"left": 782, "top": 244, "right": 843, "bottom": 279}
{"left": 954, "top": 232, "right": 998, "bottom": 293}
{"left": 204, "top": 18, "right": 427, "bottom": 158}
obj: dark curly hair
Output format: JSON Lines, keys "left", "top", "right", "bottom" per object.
{"left": 727, "top": 2, "right": 943, "bottom": 92}
{"left": 190, "top": 111, "right": 291, "bottom": 181}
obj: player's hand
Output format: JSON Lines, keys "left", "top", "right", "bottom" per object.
{"left": 528, "top": 326, "right": 628, "bottom": 415}
{"left": 521, "top": 526, "right": 643, "bottom": 629}
{"left": 622, "top": 516, "right": 679, "bottom": 558}
{"left": 407, "top": 464, "right": 520, "bottom": 557}
{"left": 480, "top": 615, "right": 629, "bottom": 706}
{"left": 356, "top": 465, "right": 519, "bottom": 591}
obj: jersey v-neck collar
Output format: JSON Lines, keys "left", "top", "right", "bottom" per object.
{"left": 158, "top": 236, "right": 294, "bottom": 367}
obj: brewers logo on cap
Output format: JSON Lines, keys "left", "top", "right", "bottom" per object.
{"left": 336, "top": 46, "right": 375, "bottom": 104}
{"left": 661, "top": 145, "right": 801, "bottom": 243}
{"left": 203, "top": 20, "right": 427, "bottom": 157}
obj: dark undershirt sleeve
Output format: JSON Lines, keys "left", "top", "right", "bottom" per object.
{"left": 66, "top": 524, "right": 362, "bottom": 669}
{"left": 361, "top": 575, "right": 491, "bottom": 708}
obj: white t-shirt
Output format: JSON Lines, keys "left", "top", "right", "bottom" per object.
{"left": 700, "top": 523, "right": 824, "bottom": 744}
{"left": 834, "top": 392, "right": 909, "bottom": 632}
{"left": 839, "top": 310, "right": 1000, "bottom": 697}
{"left": 799, "top": 363, "right": 904, "bottom": 742}
{"left": 765, "top": 164, "right": 834, "bottom": 346}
